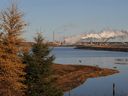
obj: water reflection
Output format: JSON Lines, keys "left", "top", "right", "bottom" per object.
{"left": 52, "top": 47, "right": 128, "bottom": 96}
{"left": 115, "top": 58, "right": 128, "bottom": 65}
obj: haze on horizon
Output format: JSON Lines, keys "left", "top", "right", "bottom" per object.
{"left": 0, "top": 0, "right": 128, "bottom": 41}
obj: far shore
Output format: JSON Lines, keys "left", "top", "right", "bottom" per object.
{"left": 52, "top": 64, "right": 119, "bottom": 92}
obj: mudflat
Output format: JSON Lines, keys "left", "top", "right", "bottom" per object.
{"left": 52, "top": 64, "right": 119, "bottom": 92}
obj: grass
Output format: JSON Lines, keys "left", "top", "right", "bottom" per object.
{"left": 51, "top": 64, "right": 119, "bottom": 92}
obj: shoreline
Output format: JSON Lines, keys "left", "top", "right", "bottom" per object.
{"left": 52, "top": 64, "right": 119, "bottom": 92}
{"left": 75, "top": 45, "right": 128, "bottom": 52}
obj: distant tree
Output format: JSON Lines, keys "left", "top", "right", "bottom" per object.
{"left": 23, "top": 33, "right": 63, "bottom": 96}
{"left": 0, "top": 3, "right": 26, "bottom": 96}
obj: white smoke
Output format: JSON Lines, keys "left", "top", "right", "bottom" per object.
{"left": 64, "top": 35, "right": 83, "bottom": 44}
{"left": 64, "top": 30, "right": 128, "bottom": 44}
{"left": 82, "top": 30, "right": 127, "bottom": 40}
{"left": 82, "top": 33, "right": 101, "bottom": 39}
{"left": 99, "top": 30, "right": 126, "bottom": 39}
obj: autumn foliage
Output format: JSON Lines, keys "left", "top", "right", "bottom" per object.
{"left": 0, "top": 2, "right": 63, "bottom": 96}
{"left": 0, "top": 3, "right": 26, "bottom": 96}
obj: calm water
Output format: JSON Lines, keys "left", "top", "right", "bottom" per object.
{"left": 52, "top": 47, "right": 128, "bottom": 96}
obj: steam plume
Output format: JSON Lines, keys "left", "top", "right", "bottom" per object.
{"left": 64, "top": 29, "right": 128, "bottom": 44}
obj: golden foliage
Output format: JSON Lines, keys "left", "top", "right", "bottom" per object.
{"left": 0, "top": 3, "right": 27, "bottom": 96}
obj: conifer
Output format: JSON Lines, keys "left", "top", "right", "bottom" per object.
{"left": 23, "top": 33, "right": 63, "bottom": 96}
{"left": 0, "top": 3, "right": 26, "bottom": 96}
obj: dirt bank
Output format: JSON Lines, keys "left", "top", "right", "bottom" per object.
{"left": 52, "top": 64, "right": 119, "bottom": 92}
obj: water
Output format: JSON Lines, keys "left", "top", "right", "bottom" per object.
{"left": 52, "top": 47, "right": 128, "bottom": 96}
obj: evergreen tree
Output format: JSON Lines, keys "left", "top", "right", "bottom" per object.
{"left": 0, "top": 3, "right": 26, "bottom": 96}
{"left": 23, "top": 33, "right": 63, "bottom": 96}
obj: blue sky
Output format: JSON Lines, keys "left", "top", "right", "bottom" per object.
{"left": 0, "top": 0, "right": 128, "bottom": 41}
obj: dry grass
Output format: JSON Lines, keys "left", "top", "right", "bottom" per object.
{"left": 51, "top": 64, "right": 119, "bottom": 92}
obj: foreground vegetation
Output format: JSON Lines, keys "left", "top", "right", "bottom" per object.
{"left": 23, "top": 33, "right": 63, "bottom": 96}
{"left": 0, "top": 3, "right": 26, "bottom": 96}
{"left": 0, "top": 2, "right": 62, "bottom": 96}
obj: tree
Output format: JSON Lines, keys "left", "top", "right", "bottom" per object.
{"left": 23, "top": 33, "right": 63, "bottom": 96}
{"left": 0, "top": 3, "right": 26, "bottom": 96}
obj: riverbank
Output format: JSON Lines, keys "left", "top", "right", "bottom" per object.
{"left": 52, "top": 64, "right": 119, "bottom": 92}
{"left": 75, "top": 45, "right": 128, "bottom": 52}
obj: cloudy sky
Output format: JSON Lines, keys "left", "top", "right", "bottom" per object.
{"left": 0, "top": 0, "right": 128, "bottom": 41}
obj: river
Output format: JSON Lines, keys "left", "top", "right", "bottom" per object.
{"left": 52, "top": 47, "right": 128, "bottom": 96}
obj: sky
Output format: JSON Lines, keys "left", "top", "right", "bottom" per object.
{"left": 0, "top": 0, "right": 128, "bottom": 41}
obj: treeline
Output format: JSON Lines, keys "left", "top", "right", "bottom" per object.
{"left": 0, "top": 2, "right": 63, "bottom": 96}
